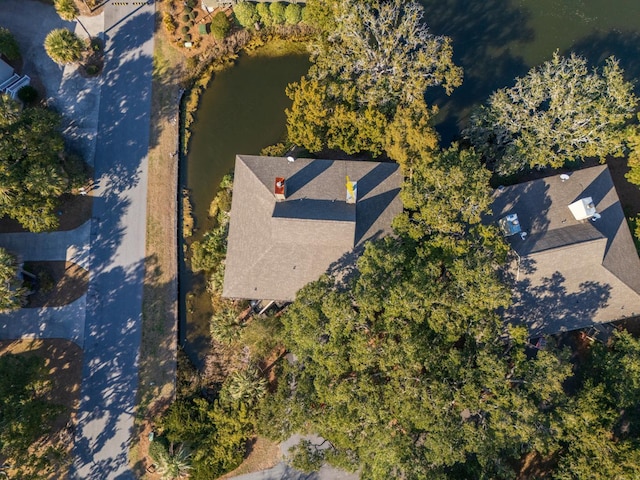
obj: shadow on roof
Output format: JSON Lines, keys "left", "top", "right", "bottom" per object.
{"left": 285, "top": 160, "right": 334, "bottom": 197}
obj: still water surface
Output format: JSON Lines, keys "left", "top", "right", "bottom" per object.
{"left": 181, "top": 53, "right": 310, "bottom": 367}
{"left": 182, "top": 1, "right": 640, "bottom": 365}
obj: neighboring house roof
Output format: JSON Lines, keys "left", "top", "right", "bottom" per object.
{"left": 223, "top": 155, "right": 402, "bottom": 302}
{"left": 490, "top": 165, "right": 640, "bottom": 335}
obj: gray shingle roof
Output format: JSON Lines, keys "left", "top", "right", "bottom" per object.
{"left": 222, "top": 155, "right": 402, "bottom": 302}
{"left": 490, "top": 165, "right": 640, "bottom": 335}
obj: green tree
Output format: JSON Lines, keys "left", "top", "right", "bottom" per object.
{"left": 285, "top": 77, "right": 329, "bottom": 153}
{"left": 284, "top": 3, "right": 303, "bottom": 24}
{"left": 210, "top": 11, "right": 231, "bottom": 40}
{"left": 0, "top": 248, "right": 23, "bottom": 311}
{"left": 149, "top": 441, "right": 192, "bottom": 480}
{"left": 233, "top": 1, "right": 259, "bottom": 29}
{"left": 383, "top": 97, "right": 439, "bottom": 171}
{"left": 223, "top": 367, "right": 267, "bottom": 405}
{"left": 269, "top": 1, "right": 286, "bottom": 25}
{"left": 465, "top": 51, "right": 637, "bottom": 176}
{"left": 161, "top": 397, "right": 254, "bottom": 479}
{"left": 0, "top": 27, "right": 20, "bottom": 61}
{"left": 54, "top": 0, "right": 91, "bottom": 39}
{"left": 256, "top": 2, "right": 273, "bottom": 27}
{"left": 210, "top": 305, "right": 244, "bottom": 345}
{"left": 0, "top": 97, "right": 76, "bottom": 232}
{"left": 44, "top": 28, "right": 84, "bottom": 65}
{"left": 551, "top": 331, "right": 640, "bottom": 479}
{"left": 0, "top": 354, "right": 63, "bottom": 466}
{"left": 308, "top": 0, "right": 462, "bottom": 110}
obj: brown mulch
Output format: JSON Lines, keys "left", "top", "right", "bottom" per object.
{"left": 23, "top": 261, "right": 89, "bottom": 308}
{"left": 0, "top": 193, "right": 93, "bottom": 233}
{"left": 163, "top": 0, "right": 234, "bottom": 57}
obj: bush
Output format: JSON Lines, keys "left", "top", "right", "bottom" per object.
{"left": 0, "top": 27, "right": 20, "bottom": 61}
{"left": 184, "top": 33, "right": 192, "bottom": 42}
{"left": 285, "top": 3, "right": 302, "bottom": 24}
{"left": 256, "top": 3, "right": 273, "bottom": 26}
{"left": 163, "top": 12, "right": 177, "bottom": 34}
{"left": 269, "top": 2, "right": 286, "bottom": 24}
{"left": 210, "top": 11, "right": 231, "bottom": 40}
{"left": 183, "top": 5, "right": 192, "bottom": 13}
{"left": 181, "top": 25, "right": 190, "bottom": 34}
{"left": 189, "top": 10, "right": 197, "bottom": 20}
{"left": 85, "top": 64, "right": 99, "bottom": 76}
{"left": 181, "top": 13, "right": 190, "bottom": 22}
{"left": 233, "top": 1, "right": 258, "bottom": 28}
{"left": 17, "top": 85, "right": 38, "bottom": 104}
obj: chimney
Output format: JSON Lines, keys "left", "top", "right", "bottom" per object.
{"left": 346, "top": 176, "right": 357, "bottom": 204}
{"left": 275, "top": 177, "right": 286, "bottom": 201}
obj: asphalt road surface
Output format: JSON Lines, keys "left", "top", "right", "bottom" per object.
{"left": 70, "top": 2, "right": 155, "bottom": 478}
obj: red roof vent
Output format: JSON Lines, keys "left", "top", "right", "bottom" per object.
{"left": 275, "top": 177, "right": 286, "bottom": 201}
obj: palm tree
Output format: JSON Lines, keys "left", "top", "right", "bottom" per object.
{"left": 225, "top": 367, "right": 267, "bottom": 405}
{"left": 54, "top": 0, "right": 91, "bottom": 39}
{"left": 154, "top": 444, "right": 192, "bottom": 480}
{"left": 44, "top": 28, "right": 84, "bottom": 65}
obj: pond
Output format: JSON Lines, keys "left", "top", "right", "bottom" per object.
{"left": 182, "top": 0, "right": 640, "bottom": 366}
{"left": 421, "top": 0, "right": 640, "bottom": 143}
{"left": 180, "top": 52, "right": 310, "bottom": 368}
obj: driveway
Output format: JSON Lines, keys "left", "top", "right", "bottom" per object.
{"left": 69, "top": 1, "right": 155, "bottom": 478}
{"left": 0, "top": 0, "right": 103, "bottom": 164}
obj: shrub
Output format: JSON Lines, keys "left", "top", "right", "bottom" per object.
{"left": 181, "top": 13, "right": 190, "bottom": 22}
{"left": 210, "top": 11, "right": 231, "bottom": 40}
{"left": 181, "top": 25, "right": 190, "bottom": 34}
{"left": 189, "top": 10, "right": 197, "bottom": 20}
{"left": 44, "top": 28, "right": 84, "bottom": 65}
{"left": 256, "top": 3, "right": 273, "bottom": 26}
{"left": 0, "top": 27, "right": 20, "bottom": 61}
{"left": 285, "top": 3, "right": 302, "bottom": 24}
{"left": 184, "top": 33, "right": 192, "bottom": 42}
{"left": 17, "top": 85, "right": 38, "bottom": 104}
{"left": 183, "top": 5, "right": 192, "bottom": 13}
{"left": 233, "top": 1, "right": 258, "bottom": 28}
{"left": 85, "top": 64, "right": 99, "bottom": 76}
{"left": 269, "top": 1, "right": 286, "bottom": 24}
{"left": 163, "top": 12, "right": 177, "bottom": 34}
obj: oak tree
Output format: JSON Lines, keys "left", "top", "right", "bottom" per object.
{"left": 465, "top": 52, "right": 637, "bottom": 175}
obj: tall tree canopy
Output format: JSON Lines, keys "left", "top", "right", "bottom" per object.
{"left": 285, "top": 0, "right": 460, "bottom": 161}
{"left": 0, "top": 353, "right": 63, "bottom": 469}
{"left": 465, "top": 52, "right": 637, "bottom": 176}
{"left": 0, "top": 96, "right": 75, "bottom": 231}
{"left": 309, "top": 0, "right": 462, "bottom": 110}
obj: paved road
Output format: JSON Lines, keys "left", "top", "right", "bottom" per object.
{"left": 69, "top": 2, "right": 155, "bottom": 478}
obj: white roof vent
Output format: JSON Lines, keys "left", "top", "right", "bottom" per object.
{"left": 568, "top": 197, "right": 597, "bottom": 221}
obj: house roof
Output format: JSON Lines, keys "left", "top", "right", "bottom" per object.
{"left": 222, "top": 155, "right": 402, "bottom": 302}
{"left": 490, "top": 165, "right": 640, "bottom": 335}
